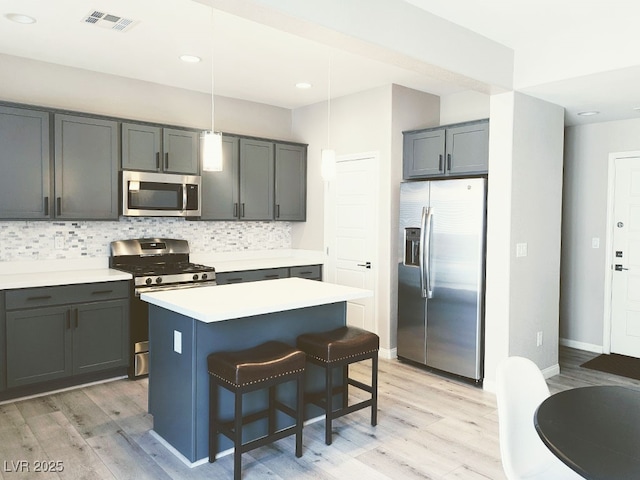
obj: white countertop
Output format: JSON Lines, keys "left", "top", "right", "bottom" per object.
{"left": 140, "top": 277, "right": 371, "bottom": 323}
{"left": 0, "top": 258, "right": 132, "bottom": 290}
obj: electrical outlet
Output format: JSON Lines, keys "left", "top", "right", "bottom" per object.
{"left": 54, "top": 235, "right": 65, "bottom": 250}
{"left": 536, "top": 331, "right": 543, "bottom": 347}
{"left": 592, "top": 237, "right": 600, "bottom": 249}
{"left": 174, "top": 330, "right": 182, "bottom": 354}
{"left": 516, "top": 243, "right": 528, "bottom": 257}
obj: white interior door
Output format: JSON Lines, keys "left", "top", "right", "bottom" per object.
{"left": 611, "top": 156, "right": 640, "bottom": 357}
{"left": 325, "top": 153, "right": 377, "bottom": 332}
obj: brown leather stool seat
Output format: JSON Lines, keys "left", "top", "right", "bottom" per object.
{"left": 208, "top": 341, "right": 305, "bottom": 480}
{"left": 296, "top": 326, "right": 379, "bottom": 445}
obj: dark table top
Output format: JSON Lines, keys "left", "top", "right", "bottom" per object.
{"left": 534, "top": 385, "right": 640, "bottom": 480}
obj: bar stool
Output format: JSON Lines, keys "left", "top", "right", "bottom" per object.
{"left": 207, "top": 341, "right": 306, "bottom": 480}
{"left": 296, "top": 326, "right": 379, "bottom": 445}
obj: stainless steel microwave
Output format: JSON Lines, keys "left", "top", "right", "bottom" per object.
{"left": 121, "top": 170, "right": 201, "bottom": 217}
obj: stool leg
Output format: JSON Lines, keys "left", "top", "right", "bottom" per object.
{"left": 371, "top": 353, "right": 378, "bottom": 427}
{"left": 234, "top": 390, "right": 243, "bottom": 480}
{"left": 295, "top": 373, "right": 304, "bottom": 457}
{"left": 268, "top": 385, "right": 276, "bottom": 435}
{"left": 342, "top": 364, "right": 349, "bottom": 409}
{"left": 209, "top": 377, "right": 218, "bottom": 463}
{"left": 325, "top": 363, "right": 333, "bottom": 445}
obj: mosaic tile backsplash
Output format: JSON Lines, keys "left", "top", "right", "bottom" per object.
{"left": 0, "top": 218, "right": 291, "bottom": 261}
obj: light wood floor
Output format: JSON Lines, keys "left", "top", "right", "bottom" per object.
{"left": 1, "top": 347, "right": 638, "bottom": 480}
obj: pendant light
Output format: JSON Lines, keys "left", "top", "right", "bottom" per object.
{"left": 201, "top": 7, "right": 223, "bottom": 172}
{"left": 321, "top": 54, "right": 336, "bottom": 180}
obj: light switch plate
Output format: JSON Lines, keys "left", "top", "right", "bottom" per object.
{"left": 516, "top": 243, "right": 528, "bottom": 257}
{"left": 174, "top": 330, "right": 182, "bottom": 354}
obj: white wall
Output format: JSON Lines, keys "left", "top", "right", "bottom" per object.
{"left": 562, "top": 118, "right": 640, "bottom": 350}
{"left": 0, "top": 53, "right": 295, "bottom": 140}
{"left": 440, "top": 90, "right": 490, "bottom": 125}
{"left": 485, "top": 92, "right": 565, "bottom": 388}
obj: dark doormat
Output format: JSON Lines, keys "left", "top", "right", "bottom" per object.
{"left": 581, "top": 353, "right": 640, "bottom": 381}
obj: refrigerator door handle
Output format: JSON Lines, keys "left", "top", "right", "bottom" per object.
{"left": 423, "top": 207, "right": 434, "bottom": 299}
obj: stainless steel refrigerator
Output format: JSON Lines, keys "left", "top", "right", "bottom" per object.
{"left": 397, "top": 178, "right": 486, "bottom": 382}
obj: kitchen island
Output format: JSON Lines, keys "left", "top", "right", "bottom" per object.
{"left": 140, "top": 277, "right": 372, "bottom": 465}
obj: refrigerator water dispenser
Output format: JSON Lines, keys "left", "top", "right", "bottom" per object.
{"left": 404, "top": 228, "right": 421, "bottom": 266}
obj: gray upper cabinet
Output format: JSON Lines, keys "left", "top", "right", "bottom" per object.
{"left": 403, "top": 119, "right": 489, "bottom": 179}
{"left": 275, "top": 143, "right": 307, "bottom": 221}
{"left": 54, "top": 114, "right": 119, "bottom": 220}
{"left": 0, "top": 106, "right": 51, "bottom": 219}
{"left": 163, "top": 128, "right": 199, "bottom": 174}
{"left": 403, "top": 129, "right": 446, "bottom": 178}
{"left": 201, "top": 136, "right": 307, "bottom": 221}
{"left": 446, "top": 122, "right": 490, "bottom": 175}
{"left": 201, "top": 136, "right": 240, "bottom": 220}
{"left": 239, "top": 138, "right": 275, "bottom": 220}
{"left": 122, "top": 123, "right": 199, "bottom": 175}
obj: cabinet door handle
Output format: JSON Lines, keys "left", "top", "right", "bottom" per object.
{"left": 438, "top": 154, "right": 443, "bottom": 171}
{"left": 156, "top": 152, "right": 160, "bottom": 170}
{"left": 56, "top": 197, "right": 62, "bottom": 216}
{"left": 27, "top": 295, "right": 52, "bottom": 301}
{"left": 276, "top": 204, "right": 280, "bottom": 218}
{"left": 165, "top": 152, "right": 169, "bottom": 170}
{"left": 91, "top": 289, "right": 113, "bottom": 295}
{"left": 447, "top": 153, "right": 452, "bottom": 171}
{"left": 298, "top": 271, "right": 313, "bottom": 275}
{"left": 241, "top": 203, "right": 245, "bottom": 218}
{"left": 233, "top": 203, "right": 238, "bottom": 217}
{"left": 44, "top": 196, "right": 49, "bottom": 216}
{"left": 264, "top": 274, "right": 280, "bottom": 279}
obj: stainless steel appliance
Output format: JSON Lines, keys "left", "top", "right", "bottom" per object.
{"left": 109, "top": 238, "right": 216, "bottom": 378}
{"left": 397, "top": 178, "right": 486, "bottom": 382}
{"left": 121, "top": 170, "right": 201, "bottom": 217}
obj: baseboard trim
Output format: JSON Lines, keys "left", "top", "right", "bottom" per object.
{"left": 380, "top": 347, "right": 396, "bottom": 360}
{"left": 560, "top": 338, "right": 603, "bottom": 354}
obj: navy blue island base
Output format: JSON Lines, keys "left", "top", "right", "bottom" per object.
{"left": 147, "top": 301, "right": 346, "bottom": 463}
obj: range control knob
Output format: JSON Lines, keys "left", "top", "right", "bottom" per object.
{"left": 202, "top": 273, "right": 208, "bottom": 280}
{"left": 145, "top": 278, "right": 153, "bottom": 285}
{"left": 156, "top": 277, "right": 162, "bottom": 284}
{"left": 193, "top": 274, "right": 199, "bottom": 281}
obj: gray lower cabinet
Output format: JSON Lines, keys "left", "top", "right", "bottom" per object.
{"left": 54, "top": 114, "right": 119, "bottom": 219}
{"left": 4, "top": 282, "right": 129, "bottom": 389}
{"left": 403, "top": 119, "right": 489, "bottom": 179}
{"left": 200, "top": 136, "right": 307, "bottom": 221}
{"left": 216, "top": 265, "right": 322, "bottom": 285}
{"left": 0, "top": 106, "right": 51, "bottom": 219}
{"left": 122, "top": 123, "right": 199, "bottom": 175}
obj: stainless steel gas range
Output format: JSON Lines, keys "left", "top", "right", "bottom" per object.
{"left": 109, "top": 238, "right": 216, "bottom": 378}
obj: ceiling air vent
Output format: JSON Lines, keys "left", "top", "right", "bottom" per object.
{"left": 82, "top": 10, "right": 138, "bottom": 32}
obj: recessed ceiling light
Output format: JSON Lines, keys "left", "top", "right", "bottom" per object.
{"left": 179, "top": 54, "right": 201, "bottom": 63}
{"left": 5, "top": 13, "right": 37, "bottom": 24}
{"left": 577, "top": 111, "right": 600, "bottom": 116}
{"left": 296, "top": 82, "right": 312, "bottom": 89}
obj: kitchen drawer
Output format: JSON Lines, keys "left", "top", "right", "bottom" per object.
{"left": 289, "top": 265, "right": 321, "bottom": 280}
{"left": 6, "top": 281, "right": 129, "bottom": 311}
{"left": 216, "top": 268, "right": 289, "bottom": 285}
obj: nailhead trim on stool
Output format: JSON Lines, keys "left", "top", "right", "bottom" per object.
{"left": 207, "top": 341, "right": 306, "bottom": 480}
{"left": 296, "top": 326, "right": 379, "bottom": 446}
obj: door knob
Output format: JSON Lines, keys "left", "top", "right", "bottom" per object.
{"left": 357, "top": 261, "right": 372, "bottom": 269}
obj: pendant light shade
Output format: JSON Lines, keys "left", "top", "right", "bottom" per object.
{"left": 201, "top": 130, "right": 223, "bottom": 171}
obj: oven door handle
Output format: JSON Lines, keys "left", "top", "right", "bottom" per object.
{"left": 135, "top": 282, "right": 216, "bottom": 296}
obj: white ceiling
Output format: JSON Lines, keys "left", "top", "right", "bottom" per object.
{"left": 1, "top": 0, "right": 639, "bottom": 126}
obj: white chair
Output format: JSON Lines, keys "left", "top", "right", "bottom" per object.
{"left": 495, "top": 356, "right": 584, "bottom": 479}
